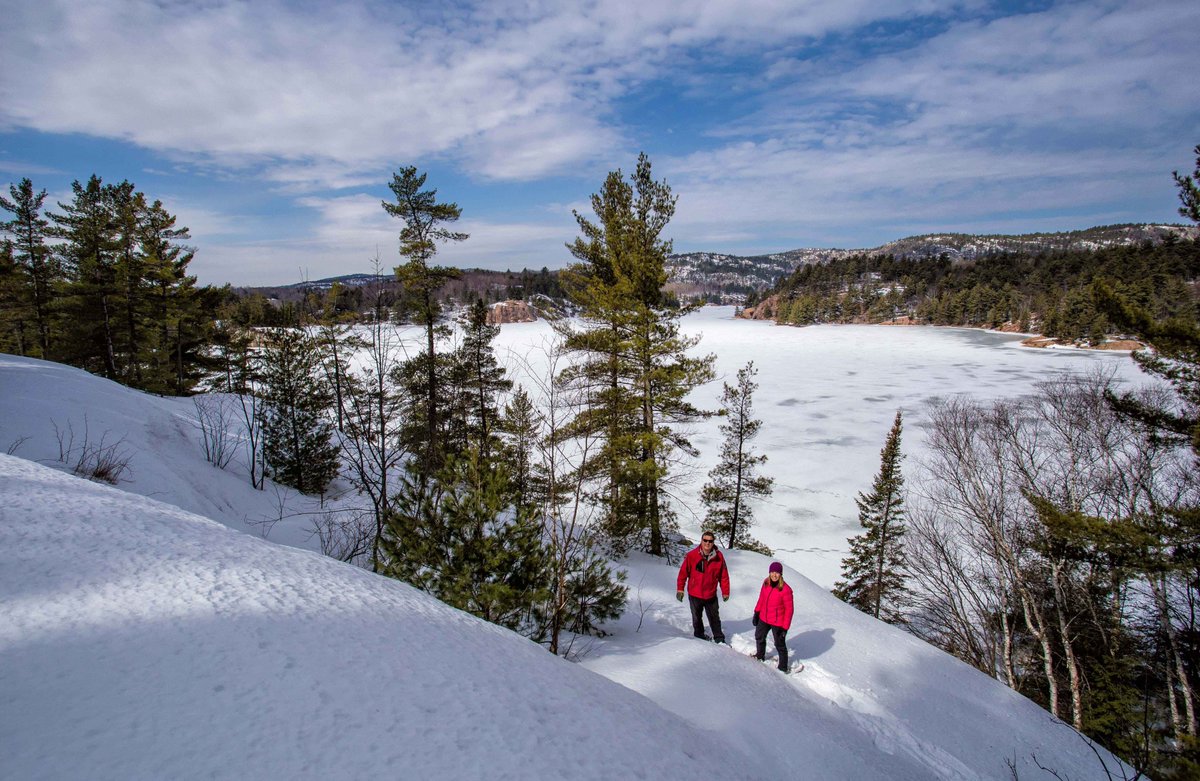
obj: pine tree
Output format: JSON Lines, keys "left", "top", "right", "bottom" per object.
{"left": 381, "top": 447, "right": 552, "bottom": 632}
{"left": 138, "top": 198, "right": 203, "bottom": 395}
{"left": 0, "top": 178, "right": 58, "bottom": 357}
{"left": 701, "top": 361, "right": 773, "bottom": 552}
{"left": 833, "top": 410, "right": 909, "bottom": 623}
{"left": 500, "top": 385, "right": 540, "bottom": 512}
{"left": 382, "top": 167, "right": 466, "bottom": 484}
{"left": 536, "top": 546, "right": 627, "bottom": 648}
{"left": 260, "top": 328, "right": 341, "bottom": 495}
{"left": 558, "top": 153, "right": 713, "bottom": 555}
{"left": 43, "top": 177, "right": 206, "bottom": 393}
{"left": 452, "top": 299, "right": 513, "bottom": 459}
{"left": 51, "top": 176, "right": 126, "bottom": 379}
{"left": 1173, "top": 143, "right": 1200, "bottom": 224}
{"left": 0, "top": 239, "right": 26, "bottom": 354}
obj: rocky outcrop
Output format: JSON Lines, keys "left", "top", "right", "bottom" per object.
{"left": 737, "top": 294, "right": 780, "bottom": 321}
{"left": 486, "top": 299, "right": 538, "bottom": 325}
{"left": 1021, "top": 336, "right": 1145, "bottom": 351}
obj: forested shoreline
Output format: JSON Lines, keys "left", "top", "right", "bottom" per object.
{"left": 753, "top": 234, "right": 1200, "bottom": 345}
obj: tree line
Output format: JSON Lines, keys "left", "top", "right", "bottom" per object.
{"left": 766, "top": 230, "right": 1199, "bottom": 344}
{"left": 1, "top": 176, "right": 215, "bottom": 394}
{"left": 221, "top": 267, "right": 568, "bottom": 332}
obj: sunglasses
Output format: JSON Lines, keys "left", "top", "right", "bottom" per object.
{"left": 701, "top": 538, "right": 715, "bottom": 544}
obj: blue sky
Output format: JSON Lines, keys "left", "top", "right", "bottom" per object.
{"left": 1, "top": 0, "right": 1197, "bottom": 286}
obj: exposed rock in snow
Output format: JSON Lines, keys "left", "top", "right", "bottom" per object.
{"left": 487, "top": 299, "right": 538, "bottom": 325}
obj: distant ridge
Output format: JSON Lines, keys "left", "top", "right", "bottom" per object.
{"left": 666, "top": 223, "right": 1199, "bottom": 301}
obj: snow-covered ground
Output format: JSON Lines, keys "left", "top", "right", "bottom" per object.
{"left": 0, "top": 455, "right": 764, "bottom": 780}
{"left": 0, "top": 315, "right": 1145, "bottom": 779}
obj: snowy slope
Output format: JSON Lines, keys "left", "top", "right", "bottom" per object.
{"left": 0, "top": 455, "right": 767, "bottom": 780}
{"left": 586, "top": 550, "right": 1121, "bottom": 780}
{"left": 0, "top": 353, "right": 334, "bottom": 550}
{"left": 0, "top": 453, "right": 1126, "bottom": 780}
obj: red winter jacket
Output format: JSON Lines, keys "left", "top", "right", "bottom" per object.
{"left": 677, "top": 546, "right": 730, "bottom": 600}
{"left": 754, "top": 578, "right": 794, "bottom": 630}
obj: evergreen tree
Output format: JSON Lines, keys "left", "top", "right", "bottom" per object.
{"left": 453, "top": 299, "right": 513, "bottom": 459}
{"left": 0, "top": 178, "right": 58, "bottom": 357}
{"left": 0, "top": 239, "right": 26, "bottom": 354}
{"left": 381, "top": 447, "right": 552, "bottom": 632}
{"left": 1174, "top": 143, "right": 1200, "bottom": 224}
{"left": 260, "top": 328, "right": 340, "bottom": 495}
{"left": 558, "top": 153, "right": 713, "bottom": 555}
{"left": 383, "top": 167, "right": 466, "bottom": 484}
{"left": 43, "top": 176, "right": 206, "bottom": 393}
{"left": 138, "top": 198, "right": 204, "bottom": 395}
{"left": 700, "top": 361, "right": 773, "bottom": 552}
{"left": 51, "top": 176, "right": 123, "bottom": 378}
{"left": 500, "top": 385, "right": 540, "bottom": 512}
{"left": 833, "top": 410, "right": 909, "bottom": 623}
{"left": 108, "top": 181, "right": 147, "bottom": 385}
{"left": 534, "top": 545, "right": 627, "bottom": 649}
{"left": 1096, "top": 149, "right": 1200, "bottom": 462}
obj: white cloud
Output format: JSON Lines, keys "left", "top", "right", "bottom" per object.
{"left": 658, "top": 0, "right": 1199, "bottom": 250}
{"left": 0, "top": 0, "right": 974, "bottom": 188}
{"left": 4, "top": 0, "right": 1193, "bottom": 272}
{"left": 0, "top": 159, "right": 65, "bottom": 179}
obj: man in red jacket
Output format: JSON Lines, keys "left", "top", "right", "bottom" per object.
{"left": 676, "top": 532, "right": 731, "bottom": 643}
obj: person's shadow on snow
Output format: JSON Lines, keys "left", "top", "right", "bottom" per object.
{"left": 791, "top": 627, "right": 835, "bottom": 659}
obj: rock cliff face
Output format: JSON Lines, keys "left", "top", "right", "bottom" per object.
{"left": 737, "top": 294, "right": 780, "bottom": 321}
{"left": 486, "top": 299, "right": 538, "bottom": 325}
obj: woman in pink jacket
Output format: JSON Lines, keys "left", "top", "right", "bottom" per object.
{"left": 752, "top": 562, "right": 794, "bottom": 671}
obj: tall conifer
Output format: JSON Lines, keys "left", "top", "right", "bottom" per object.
{"left": 383, "top": 167, "right": 466, "bottom": 484}
{"left": 834, "top": 410, "right": 909, "bottom": 623}
{"left": 0, "top": 179, "right": 58, "bottom": 357}
{"left": 453, "top": 300, "right": 512, "bottom": 459}
{"left": 559, "top": 153, "right": 713, "bottom": 555}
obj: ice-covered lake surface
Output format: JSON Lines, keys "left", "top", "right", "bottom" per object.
{"left": 487, "top": 305, "right": 1151, "bottom": 589}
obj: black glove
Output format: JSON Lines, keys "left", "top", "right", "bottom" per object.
{"left": 676, "top": 590, "right": 684, "bottom": 602}
{"left": 753, "top": 611, "right": 760, "bottom": 627}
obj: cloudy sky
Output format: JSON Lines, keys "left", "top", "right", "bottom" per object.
{"left": 2, "top": 0, "right": 1197, "bottom": 286}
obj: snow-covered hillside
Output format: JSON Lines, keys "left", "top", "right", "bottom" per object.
{"left": 0, "top": 352, "right": 333, "bottom": 550}
{"left": 0, "top": 455, "right": 765, "bottom": 780}
{"left": 0, "top": 348, "right": 1133, "bottom": 779}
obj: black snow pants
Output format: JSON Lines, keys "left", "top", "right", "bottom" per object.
{"left": 755, "top": 621, "right": 789, "bottom": 671}
{"left": 688, "top": 594, "right": 724, "bottom": 643}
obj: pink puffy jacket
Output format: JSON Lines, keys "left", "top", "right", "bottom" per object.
{"left": 753, "top": 579, "right": 794, "bottom": 630}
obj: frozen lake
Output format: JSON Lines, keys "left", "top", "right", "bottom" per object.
{"left": 489, "top": 305, "right": 1151, "bottom": 589}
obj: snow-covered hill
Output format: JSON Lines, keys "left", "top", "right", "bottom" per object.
{"left": 0, "top": 455, "right": 764, "bottom": 780}
{"left": 0, "top": 351, "right": 1132, "bottom": 779}
{"left": 0, "top": 352, "right": 332, "bottom": 550}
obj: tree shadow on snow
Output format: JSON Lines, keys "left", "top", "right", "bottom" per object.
{"left": 791, "top": 627, "right": 835, "bottom": 659}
